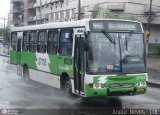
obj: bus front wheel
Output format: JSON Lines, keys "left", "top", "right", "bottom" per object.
{"left": 64, "top": 77, "right": 72, "bottom": 94}
{"left": 23, "top": 66, "right": 30, "bottom": 82}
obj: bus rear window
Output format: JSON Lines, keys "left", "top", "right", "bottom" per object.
{"left": 11, "top": 33, "right": 17, "bottom": 50}
{"left": 38, "top": 31, "right": 47, "bottom": 53}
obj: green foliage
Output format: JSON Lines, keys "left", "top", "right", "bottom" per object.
{"left": 92, "top": 5, "right": 102, "bottom": 18}
{"left": 155, "top": 44, "right": 160, "bottom": 55}
{"left": 3, "top": 26, "right": 11, "bottom": 42}
{"left": 0, "top": 28, "right": 3, "bottom": 37}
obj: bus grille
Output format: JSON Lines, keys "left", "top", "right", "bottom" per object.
{"left": 108, "top": 83, "right": 134, "bottom": 88}
{"left": 108, "top": 91, "right": 135, "bottom": 96}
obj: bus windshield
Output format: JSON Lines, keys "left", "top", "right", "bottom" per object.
{"left": 86, "top": 32, "right": 146, "bottom": 74}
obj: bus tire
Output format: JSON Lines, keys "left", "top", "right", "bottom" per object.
{"left": 80, "top": 97, "right": 90, "bottom": 104}
{"left": 23, "top": 66, "right": 30, "bottom": 83}
{"left": 64, "top": 77, "right": 72, "bottom": 95}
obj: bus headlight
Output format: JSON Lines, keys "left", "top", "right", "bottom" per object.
{"left": 92, "top": 83, "right": 105, "bottom": 88}
{"left": 136, "top": 82, "right": 146, "bottom": 87}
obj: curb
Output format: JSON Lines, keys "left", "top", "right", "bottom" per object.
{"left": 0, "top": 54, "right": 10, "bottom": 58}
{"left": 147, "top": 81, "right": 160, "bottom": 88}
{"left": 147, "top": 68, "right": 160, "bottom": 73}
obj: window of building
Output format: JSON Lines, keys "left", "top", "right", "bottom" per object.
{"left": 50, "top": 12, "right": 54, "bottom": 20}
{"left": 11, "top": 33, "right": 17, "bottom": 50}
{"left": 71, "top": 8, "right": 76, "bottom": 19}
{"left": 23, "top": 32, "right": 29, "bottom": 51}
{"left": 110, "top": 10, "right": 123, "bottom": 15}
{"left": 55, "top": 12, "right": 59, "bottom": 20}
{"left": 66, "top": 10, "right": 70, "bottom": 19}
{"left": 45, "top": 13, "right": 49, "bottom": 20}
{"left": 47, "top": 30, "right": 58, "bottom": 54}
{"left": 29, "top": 31, "right": 37, "bottom": 52}
{"left": 60, "top": 11, "right": 64, "bottom": 20}
{"left": 59, "top": 29, "right": 73, "bottom": 56}
{"left": 46, "top": 4, "right": 49, "bottom": 9}
{"left": 66, "top": 0, "right": 73, "bottom": 2}
{"left": 51, "top": 5, "right": 53, "bottom": 10}
{"left": 38, "top": 31, "right": 47, "bottom": 53}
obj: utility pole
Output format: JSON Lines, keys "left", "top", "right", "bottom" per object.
{"left": 146, "top": 0, "right": 153, "bottom": 54}
{"left": 78, "top": 0, "right": 81, "bottom": 20}
{"left": 0, "top": 18, "right": 6, "bottom": 38}
{"left": 3, "top": 18, "right": 5, "bottom": 39}
{"left": 4, "top": 18, "right": 5, "bottom": 29}
{"left": 147, "top": 0, "right": 153, "bottom": 41}
{"left": 39, "top": 0, "right": 42, "bottom": 22}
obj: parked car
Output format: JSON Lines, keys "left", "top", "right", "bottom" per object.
{"left": 0, "top": 38, "right": 3, "bottom": 46}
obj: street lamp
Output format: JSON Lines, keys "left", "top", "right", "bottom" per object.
{"left": 78, "top": 0, "right": 81, "bottom": 20}
{"left": 0, "top": 18, "right": 6, "bottom": 38}
{"left": 145, "top": 0, "right": 153, "bottom": 54}
{"left": 0, "top": 18, "right": 6, "bottom": 30}
{"left": 39, "top": 0, "right": 42, "bottom": 21}
{"left": 147, "top": 0, "right": 153, "bottom": 40}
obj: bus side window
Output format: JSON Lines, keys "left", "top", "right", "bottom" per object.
{"left": 59, "top": 29, "right": 73, "bottom": 56}
{"left": 29, "top": 31, "right": 37, "bottom": 52}
{"left": 47, "top": 30, "right": 58, "bottom": 54}
{"left": 11, "top": 33, "right": 17, "bottom": 50}
{"left": 37, "top": 31, "right": 47, "bottom": 53}
{"left": 23, "top": 32, "right": 29, "bottom": 51}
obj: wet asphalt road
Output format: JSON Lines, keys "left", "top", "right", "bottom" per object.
{"left": 0, "top": 50, "right": 160, "bottom": 114}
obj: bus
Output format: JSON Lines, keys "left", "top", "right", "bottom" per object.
{"left": 10, "top": 19, "right": 147, "bottom": 98}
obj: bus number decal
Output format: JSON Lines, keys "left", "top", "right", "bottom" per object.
{"left": 36, "top": 53, "right": 51, "bottom": 72}
{"left": 38, "top": 58, "right": 47, "bottom": 66}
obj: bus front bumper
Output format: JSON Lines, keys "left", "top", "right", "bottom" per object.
{"left": 84, "top": 83, "right": 147, "bottom": 98}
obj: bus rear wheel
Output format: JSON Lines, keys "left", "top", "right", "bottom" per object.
{"left": 23, "top": 66, "right": 30, "bottom": 82}
{"left": 64, "top": 77, "right": 72, "bottom": 95}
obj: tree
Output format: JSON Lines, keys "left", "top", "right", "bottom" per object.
{"left": 92, "top": 5, "right": 102, "bottom": 18}
{"left": 3, "top": 26, "right": 11, "bottom": 43}
{"left": 0, "top": 28, "right": 3, "bottom": 38}
{"left": 3, "top": 26, "right": 11, "bottom": 55}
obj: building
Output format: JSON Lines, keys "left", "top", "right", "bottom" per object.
{"left": 9, "top": 0, "right": 37, "bottom": 26}
{"left": 8, "top": 0, "right": 160, "bottom": 52}
{"left": 8, "top": 0, "right": 24, "bottom": 26}
{"left": 26, "top": 0, "right": 37, "bottom": 25}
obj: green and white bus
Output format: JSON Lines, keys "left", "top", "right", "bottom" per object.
{"left": 10, "top": 19, "right": 147, "bottom": 98}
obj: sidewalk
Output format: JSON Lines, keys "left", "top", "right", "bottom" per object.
{"left": 147, "top": 55, "right": 160, "bottom": 87}
{"left": 0, "top": 53, "right": 9, "bottom": 57}
{"left": 0, "top": 45, "right": 10, "bottom": 57}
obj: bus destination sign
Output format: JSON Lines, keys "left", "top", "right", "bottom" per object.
{"left": 90, "top": 20, "right": 142, "bottom": 32}
{"left": 108, "top": 22, "right": 137, "bottom": 31}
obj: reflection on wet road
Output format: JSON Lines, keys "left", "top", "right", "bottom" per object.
{"left": 0, "top": 55, "right": 159, "bottom": 114}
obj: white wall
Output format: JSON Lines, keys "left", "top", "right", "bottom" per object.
{"left": 124, "top": 3, "right": 144, "bottom": 14}
{"left": 82, "top": 0, "right": 128, "bottom": 6}
{"left": 129, "top": 0, "right": 160, "bottom": 6}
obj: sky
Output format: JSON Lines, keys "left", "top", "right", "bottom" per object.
{"left": 0, "top": 0, "right": 10, "bottom": 27}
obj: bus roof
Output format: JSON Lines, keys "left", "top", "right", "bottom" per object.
{"left": 11, "top": 19, "right": 142, "bottom": 32}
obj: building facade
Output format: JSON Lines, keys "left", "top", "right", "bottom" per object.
{"left": 8, "top": 0, "right": 160, "bottom": 52}
{"left": 8, "top": 0, "right": 24, "bottom": 26}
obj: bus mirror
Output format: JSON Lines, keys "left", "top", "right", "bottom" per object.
{"left": 84, "top": 40, "right": 90, "bottom": 51}
{"left": 84, "top": 31, "right": 90, "bottom": 51}
{"left": 85, "top": 31, "right": 89, "bottom": 38}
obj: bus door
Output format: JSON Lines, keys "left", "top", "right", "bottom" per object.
{"left": 74, "top": 28, "right": 85, "bottom": 95}
{"left": 16, "top": 32, "right": 23, "bottom": 75}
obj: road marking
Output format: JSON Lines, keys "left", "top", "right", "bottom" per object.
{"left": 134, "top": 104, "right": 149, "bottom": 109}
{"left": 0, "top": 100, "right": 10, "bottom": 107}
{"left": 98, "top": 76, "right": 107, "bottom": 84}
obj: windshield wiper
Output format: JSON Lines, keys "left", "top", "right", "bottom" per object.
{"left": 102, "top": 30, "right": 116, "bottom": 44}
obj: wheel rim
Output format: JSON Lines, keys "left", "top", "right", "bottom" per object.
{"left": 65, "top": 80, "right": 72, "bottom": 93}
{"left": 23, "top": 67, "right": 30, "bottom": 81}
